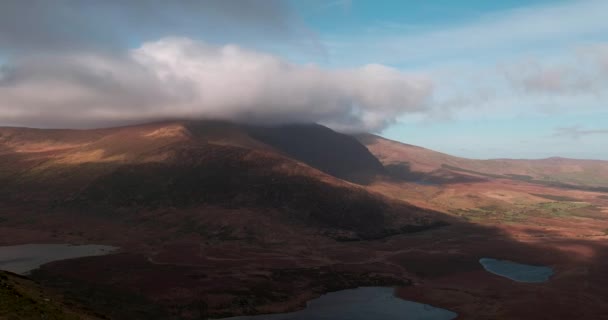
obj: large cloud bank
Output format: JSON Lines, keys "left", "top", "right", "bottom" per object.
{"left": 0, "top": 0, "right": 433, "bottom": 132}
{"left": 0, "top": 37, "right": 432, "bottom": 131}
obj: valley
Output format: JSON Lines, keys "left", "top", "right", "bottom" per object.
{"left": 1, "top": 121, "right": 607, "bottom": 319}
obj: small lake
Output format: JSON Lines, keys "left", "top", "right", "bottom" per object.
{"left": 220, "top": 287, "right": 457, "bottom": 320}
{"left": 479, "top": 258, "right": 553, "bottom": 283}
{"left": 0, "top": 243, "right": 117, "bottom": 275}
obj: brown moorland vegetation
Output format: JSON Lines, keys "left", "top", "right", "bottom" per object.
{"left": 1, "top": 121, "right": 607, "bottom": 319}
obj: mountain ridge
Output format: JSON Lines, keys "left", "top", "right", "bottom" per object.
{"left": 0, "top": 121, "right": 446, "bottom": 241}
{"left": 356, "top": 133, "right": 608, "bottom": 189}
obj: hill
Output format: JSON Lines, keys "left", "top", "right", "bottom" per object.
{"left": 357, "top": 134, "right": 608, "bottom": 190}
{"left": 2, "top": 122, "right": 608, "bottom": 319}
{"left": 0, "top": 121, "right": 450, "bottom": 318}
{"left": 0, "top": 121, "right": 442, "bottom": 240}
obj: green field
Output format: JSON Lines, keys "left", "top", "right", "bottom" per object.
{"left": 451, "top": 201, "right": 598, "bottom": 223}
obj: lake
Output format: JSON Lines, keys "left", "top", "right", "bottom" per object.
{"left": 220, "top": 287, "right": 457, "bottom": 320}
{"left": 0, "top": 243, "right": 117, "bottom": 275}
{"left": 479, "top": 258, "right": 553, "bottom": 283}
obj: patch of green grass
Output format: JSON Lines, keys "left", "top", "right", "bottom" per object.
{"left": 450, "top": 206, "right": 529, "bottom": 223}
{"left": 530, "top": 193, "right": 580, "bottom": 202}
{"left": 451, "top": 201, "right": 597, "bottom": 223}
{"left": 538, "top": 201, "right": 590, "bottom": 217}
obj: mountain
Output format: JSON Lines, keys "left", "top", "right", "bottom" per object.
{"left": 0, "top": 121, "right": 442, "bottom": 240}
{"left": 2, "top": 122, "right": 608, "bottom": 319}
{"left": 357, "top": 134, "right": 608, "bottom": 190}
{"left": 0, "top": 121, "right": 450, "bottom": 318}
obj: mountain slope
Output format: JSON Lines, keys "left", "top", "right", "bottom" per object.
{"left": 357, "top": 134, "right": 608, "bottom": 189}
{"left": 0, "top": 271, "right": 101, "bottom": 320}
{"left": 0, "top": 121, "right": 449, "bottom": 318}
{"left": 0, "top": 121, "right": 444, "bottom": 240}
{"left": 246, "top": 123, "right": 386, "bottom": 184}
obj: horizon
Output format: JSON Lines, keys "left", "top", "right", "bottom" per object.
{"left": 1, "top": 0, "right": 607, "bottom": 160}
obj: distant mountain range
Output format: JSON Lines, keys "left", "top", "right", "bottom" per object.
{"left": 357, "top": 134, "right": 608, "bottom": 191}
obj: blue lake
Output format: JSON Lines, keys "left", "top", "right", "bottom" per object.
{"left": 0, "top": 243, "right": 117, "bottom": 275}
{"left": 221, "top": 287, "right": 457, "bottom": 320}
{"left": 479, "top": 258, "right": 553, "bottom": 283}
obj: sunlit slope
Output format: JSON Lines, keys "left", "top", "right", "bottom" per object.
{"left": 357, "top": 134, "right": 608, "bottom": 189}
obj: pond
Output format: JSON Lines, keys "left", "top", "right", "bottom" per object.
{"left": 479, "top": 258, "right": 553, "bottom": 283}
{"left": 0, "top": 243, "right": 117, "bottom": 275}
{"left": 220, "top": 287, "right": 457, "bottom": 320}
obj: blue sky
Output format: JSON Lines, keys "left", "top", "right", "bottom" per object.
{"left": 286, "top": 0, "right": 608, "bottom": 159}
{"left": 0, "top": 0, "right": 607, "bottom": 159}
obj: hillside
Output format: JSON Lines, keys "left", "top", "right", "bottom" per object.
{"left": 2, "top": 122, "right": 608, "bottom": 319}
{"left": 0, "top": 121, "right": 442, "bottom": 240}
{"left": 357, "top": 134, "right": 608, "bottom": 190}
{"left": 246, "top": 124, "right": 386, "bottom": 184}
{"left": 0, "top": 271, "right": 101, "bottom": 320}
{"left": 0, "top": 121, "right": 450, "bottom": 318}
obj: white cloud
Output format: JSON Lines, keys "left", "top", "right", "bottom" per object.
{"left": 316, "top": 0, "right": 608, "bottom": 126}
{"left": 0, "top": 38, "right": 432, "bottom": 132}
{"left": 553, "top": 125, "right": 608, "bottom": 139}
{"left": 414, "top": 42, "right": 608, "bottom": 124}
{"left": 0, "top": 0, "right": 305, "bottom": 54}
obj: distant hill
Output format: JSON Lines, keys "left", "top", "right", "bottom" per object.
{"left": 356, "top": 134, "right": 608, "bottom": 190}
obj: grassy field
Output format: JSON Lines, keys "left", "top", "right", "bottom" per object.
{"left": 529, "top": 193, "right": 581, "bottom": 202}
{"left": 450, "top": 201, "right": 598, "bottom": 223}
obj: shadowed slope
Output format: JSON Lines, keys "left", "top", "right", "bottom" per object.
{"left": 246, "top": 124, "right": 386, "bottom": 184}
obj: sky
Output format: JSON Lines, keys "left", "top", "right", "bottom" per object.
{"left": 0, "top": 0, "right": 607, "bottom": 159}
